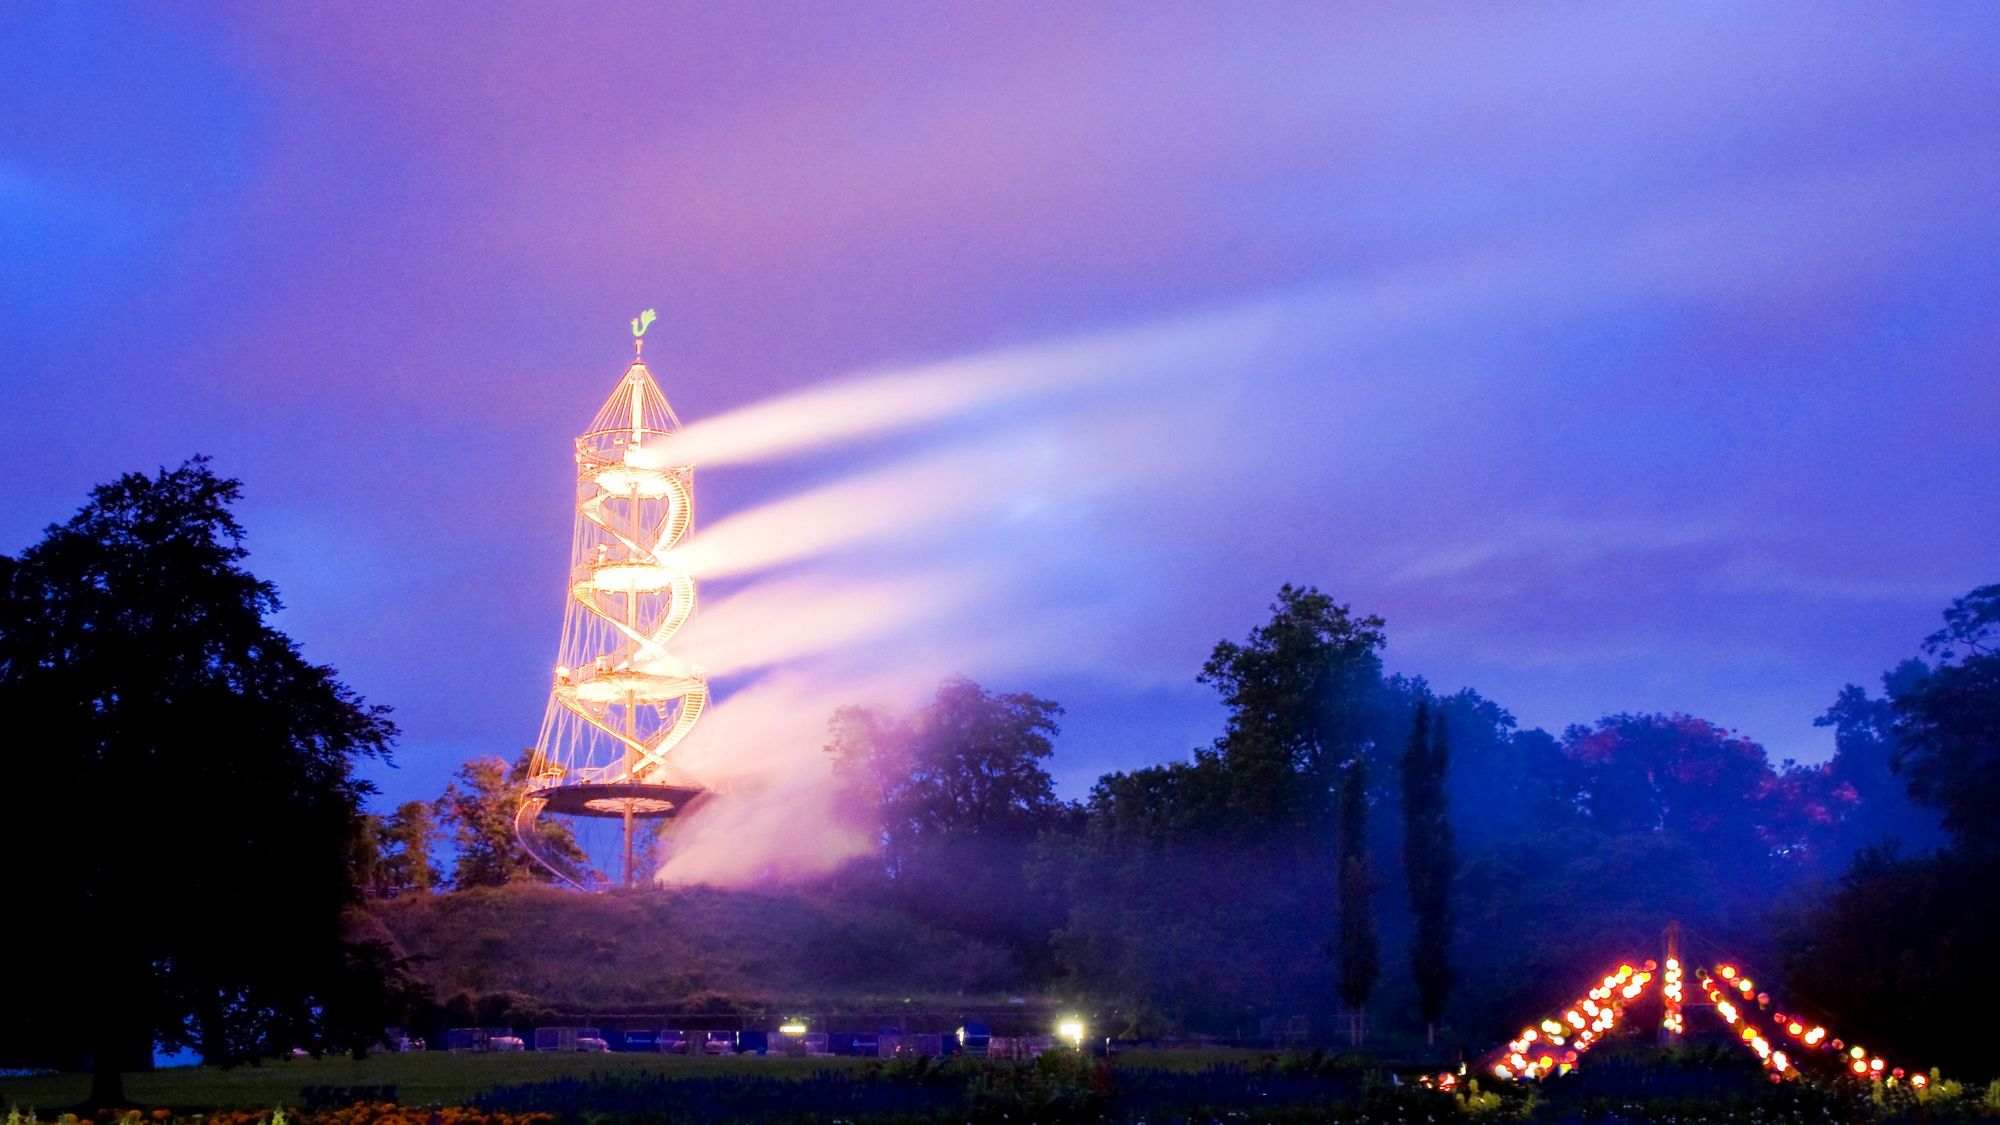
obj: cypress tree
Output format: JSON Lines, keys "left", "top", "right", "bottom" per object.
{"left": 1402, "top": 700, "right": 1456, "bottom": 1045}
{"left": 1336, "top": 752, "right": 1377, "bottom": 1038}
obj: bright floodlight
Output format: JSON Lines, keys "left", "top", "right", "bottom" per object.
{"left": 516, "top": 310, "right": 710, "bottom": 889}
{"left": 1056, "top": 1018, "right": 1085, "bottom": 1048}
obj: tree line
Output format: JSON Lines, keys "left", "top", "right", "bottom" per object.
{"left": 811, "top": 580, "right": 1995, "bottom": 1072}
{"left": 5, "top": 460, "right": 1996, "bottom": 1104}
{"left": 351, "top": 752, "right": 590, "bottom": 895}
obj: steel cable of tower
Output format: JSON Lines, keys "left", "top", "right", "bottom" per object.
{"left": 515, "top": 310, "right": 712, "bottom": 889}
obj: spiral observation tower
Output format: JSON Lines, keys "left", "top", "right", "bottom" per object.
{"left": 518, "top": 310, "right": 709, "bottom": 889}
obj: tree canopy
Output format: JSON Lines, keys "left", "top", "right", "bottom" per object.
{"left": 828, "top": 676, "right": 1066, "bottom": 870}
{"left": 0, "top": 459, "right": 400, "bottom": 1101}
{"left": 439, "top": 751, "right": 586, "bottom": 888}
{"left": 1891, "top": 583, "right": 2000, "bottom": 857}
{"left": 1779, "top": 582, "right": 2000, "bottom": 1073}
{"left": 824, "top": 676, "right": 1071, "bottom": 977}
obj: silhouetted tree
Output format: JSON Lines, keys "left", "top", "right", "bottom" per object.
{"left": 1199, "top": 584, "right": 1387, "bottom": 831}
{"left": 1563, "top": 713, "right": 1784, "bottom": 871}
{"left": 1203, "top": 585, "right": 1387, "bottom": 1035}
{"left": 0, "top": 459, "right": 399, "bottom": 1103}
{"left": 440, "top": 751, "right": 584, "bottom": 887}
{"left": 1402, "top": 700, "right": 1454, "bottom": 1044}
{"left": 1336, "top": 752, "right": 1377, "bottom": 1032}
{"left": 827, "top": 677, "right": 1066, "bottom": 873}
{"left": 1778, "top": 843, "right": 1999, "bottom": 1074}
{"left": 1051, "top": 587, "right": 1392, "bottom": 1036}
{"left": 828, "top": 677, "right": 1069, "bottom": 970}
{"left": 1048, "top": 752, "right": 1299, "bottom": 1035}
{"left": 1427, "top": 686, "right": 1572, "bottom": 850}
{"left": 352, "top": 812, "right": 388, "bottom": 895}
{"left": 1773, "top": 584, "right": 2000, "bottom": 1073}
{"left": 377, "top": 799, "right": 441, "bottom": 894}
{"left": 1816, "top": 664, "right": 1945, "bottom": 862}
{"left": 1891, "top": 583, "right": 2000, "bottom": 858}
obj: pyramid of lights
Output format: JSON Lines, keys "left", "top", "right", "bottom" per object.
{"left": 516, "top": 310, "right": 709, "bottom": 889}
{"left": 1446, "top": 926, "right": 1937, "bottom": 1090}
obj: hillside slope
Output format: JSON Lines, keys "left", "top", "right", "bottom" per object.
{"left": 364, "top": 882, "right": 1028, "bottom": 1014}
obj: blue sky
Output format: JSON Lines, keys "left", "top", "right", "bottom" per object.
{"left": 4, "top": 3, "right": 1997, "bottom": 808}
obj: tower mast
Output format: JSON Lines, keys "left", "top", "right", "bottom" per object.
{"left": 624, "top": 353, "right": 645, "bottom": 883}
{"left": 515, "top": 308, "right": 710, "bottom": 891}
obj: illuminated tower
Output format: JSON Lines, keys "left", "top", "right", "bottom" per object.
{"left": 517, "top": 309, "right": 708, "bottom": 889}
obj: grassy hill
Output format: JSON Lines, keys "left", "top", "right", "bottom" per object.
{"left": 363, "top": 882, "right": 1034, "bottom": 1015}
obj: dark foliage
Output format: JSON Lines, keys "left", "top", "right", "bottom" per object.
{"left": 1891, "top": 584, "right": 2000, "bottom": 858}
{"left": 1774, "top": 583, "right": 2000, "bottom": 1076}
{"left": 0, "top": 459, "right": 403, "bottom": 1101}
{"left": 1335, "top": 752, "right": 1377, "bottom": 1014}
{"left": 1402, "top": 701, "right": 1455, "bottom": 1034}
{"left": 472, "top": 1053, "right": 1436, "bottom": 1125}
{"left": 826, "top": 676, "right": 1074, "bottom": 977}
{"left": 439, "top": 751, "right": 586, "bottom": 888}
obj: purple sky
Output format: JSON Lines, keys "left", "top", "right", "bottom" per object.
{"left": 6, "top": 4, "right": 1998, "bottom": 808}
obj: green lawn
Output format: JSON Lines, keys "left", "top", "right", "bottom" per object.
{"left": 0, "top": 1051, "right": 871, "bottom": 1111}
{"left": 0, "top": 1047, "right": 1303, "bottom": 1112}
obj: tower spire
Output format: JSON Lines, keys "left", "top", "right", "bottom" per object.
{"left": 631, "top": 307, "right": 657, "bottom": 359}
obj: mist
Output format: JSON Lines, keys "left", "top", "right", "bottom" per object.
{"left": 641, "top": 202, "right": 1991, "bottom": 882}
{"left": 642, "top": 292, "right": 1304, "bottom": 883}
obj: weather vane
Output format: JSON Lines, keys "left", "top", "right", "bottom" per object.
{"left": 630, "top": 308, "right": 657, "bottom": 357}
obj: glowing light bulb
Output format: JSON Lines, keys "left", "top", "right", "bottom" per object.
{"left": 1056, "top": 1018, "right": 1086, "bottom": 1048}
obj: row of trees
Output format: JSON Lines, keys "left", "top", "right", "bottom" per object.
{"left": 6, "top": 458, "right": 1992, "bottom": 1101}
{"left": 352, "top": 752, "right": 585, "bottom": 895}
{"left": 820, "top": 588, "right": 1465, "bottom": 1041}
{"left": 1777, "top": 584, "right": 2000, "bottom": 1073}
{"left": 819, "top": 582, "right": 1990, "bottom": 1064}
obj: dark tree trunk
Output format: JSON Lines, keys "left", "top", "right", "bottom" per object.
{"left": 88, "top": 1044, "right": 127, "bottom": 1109}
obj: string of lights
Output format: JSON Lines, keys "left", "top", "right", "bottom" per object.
{"left": 1700, "top": 963, "right": 1930, "bottom": 1087}
{"left": 1486, "top": 961, "right": 1655, "bottom": 1080}
{"left": 1475, "top": 952, "right": 1938, "bottom": 1090}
